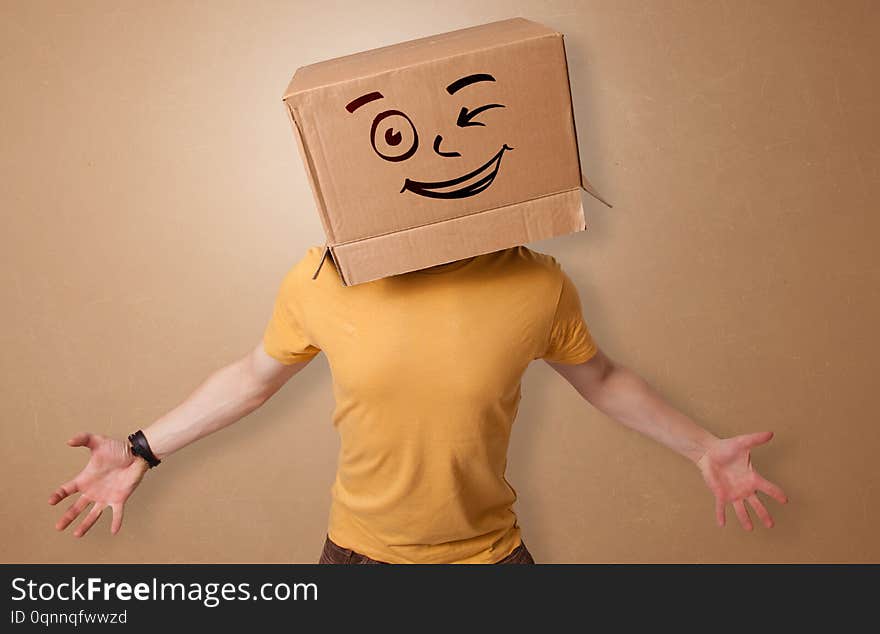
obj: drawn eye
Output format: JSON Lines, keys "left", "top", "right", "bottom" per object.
{"left": 456, "top": 103, "right": 505, "bottom": 128}
{"left": 371, "top": 109, "right": 419, "bottom": 162}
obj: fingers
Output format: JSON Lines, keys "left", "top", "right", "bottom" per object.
{"left": 732, "top": 499, "right": 753, "bottom": 531}
{"left": 73, "top": 502, "right": 106, "bottom": 538}
{"left": 746, "top": 494, "right": 774, "bottom": 528}
{"left": 48, "top": 480, "right": 78, "bottom": 505}
{"left": 68, "top": 432, "right": 98, "bottom": 449}
{"left": 755, "top": 475, "right": 789, "bottom": 505}
{"left": 110, "top": 503, "right": 124, "bottom": 535}
{"left": 737, "top": 431, "right": 773, "bottom": 451}
{"left": 56, "top": 495, "right": 91, "bottom": 531}
{"left": 714, "top": 496, "right": 726, "bottom": 527}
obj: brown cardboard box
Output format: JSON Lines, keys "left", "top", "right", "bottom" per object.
{"left": 282, "top": 16, "right": 611, "bottom": 286}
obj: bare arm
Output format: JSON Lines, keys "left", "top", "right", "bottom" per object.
{"left": 142, "top": 342, "right": 311, "bottom": 459}
{"left": 546, "top": 348, "right": 789, "bottom": 530}
{"left": 49, "top": 342, "right": 313, "bottom": 537}
{"left": 546, "top": 348, "right": 717, "bottom": 463}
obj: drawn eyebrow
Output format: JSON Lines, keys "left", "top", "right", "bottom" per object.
{"left": 446, "top": 73, "right": 496, "bottom": 95}
{"left": 346, "top": 91, "right": 384, "bottom": 113}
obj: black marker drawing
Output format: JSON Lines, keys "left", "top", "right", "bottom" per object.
{"left": 345, "top": 72, "right": 515, "bottom": 200}
{"left": 370, "top": 109, "right": 419, "bottom": 162}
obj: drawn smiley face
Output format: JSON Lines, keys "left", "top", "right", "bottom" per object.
{"left": 345, "top": 73, "right": 515, "bottom": 199}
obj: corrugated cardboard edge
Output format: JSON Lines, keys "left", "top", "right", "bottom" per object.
{"left": 311, "top": 244, "right": 333, "bottom": 281}
{"left": 559, "top": 33, "right": 613, "bottom": 209}
{"left": 323, "top": 188, "right": 586, "bottom": 286}
{"left": 283, "top": 18, "right": 558, "bottom": 101}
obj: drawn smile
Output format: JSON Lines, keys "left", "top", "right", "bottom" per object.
{"left": 399, "top": 144, "right": 514, "bottom": 199}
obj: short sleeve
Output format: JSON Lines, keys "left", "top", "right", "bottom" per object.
{"left": 541, "top": 269, "right": 598, "bottom": 364}
{"left": 262, "top": 265, "right": 322, "bottom": 365}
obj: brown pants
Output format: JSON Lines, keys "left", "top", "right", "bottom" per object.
{"left": 318, "top": 534, "right": 536, "bottom": 564}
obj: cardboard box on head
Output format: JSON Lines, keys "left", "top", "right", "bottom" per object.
{"left": 282, "top": 16, "right": 611, "bottom": 286}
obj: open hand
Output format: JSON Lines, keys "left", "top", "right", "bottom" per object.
{"left": 48, "top": 432, "right": 149, "bottom": 537}
{"left": 696, "top": 431, "right": 788, "bottom": 530}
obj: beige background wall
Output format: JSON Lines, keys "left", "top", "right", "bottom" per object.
{"left": 2, "top": 0, "right": 877, "bottom": 563}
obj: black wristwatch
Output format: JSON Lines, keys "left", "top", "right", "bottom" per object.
{"left": 128, "top": 430, "right": 161, "bottom": 468}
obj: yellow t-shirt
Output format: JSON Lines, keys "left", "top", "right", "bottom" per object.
{"left": 262, "top": 244, "right": 597, "bottom": 563}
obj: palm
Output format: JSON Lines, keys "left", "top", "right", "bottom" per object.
{"left": 48, "top": 432, "right": 148, "bottom": 537}
{"left": 697, "top": 431, "right": 788, "bottom": 530}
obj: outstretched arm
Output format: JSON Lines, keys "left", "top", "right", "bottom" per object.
{"left": 138, "top": 342, "right": 309, "bottom": 460}
{"left": 545, "top": 348, "right": 789, "bottom": 531}
{"left": 48, "top": 342, "right": 313, "bottom": 537}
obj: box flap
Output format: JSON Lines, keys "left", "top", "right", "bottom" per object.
{"left": 323, "top": 188, "right": 586, "bottom": 286}
{"left": 581, "top": 171, "right": 613, "bottom": 208}
{"left": 557, "top": 27, "right": 613, "bottom": 210}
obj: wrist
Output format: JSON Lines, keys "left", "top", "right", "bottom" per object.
{"left": 141, "top": 429, "right": 166, "bottom": 461}
{"left": 690, "top": 431, "right": 720, "bottom": 465}
{"left": 128, "top": 429, "right": 162, "bottom": 468}
{"left": 133, "top": 455, "right": 152, "bottom": 474}
{"left": 123, "top": 443, "right": 152, "bottom": 472}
